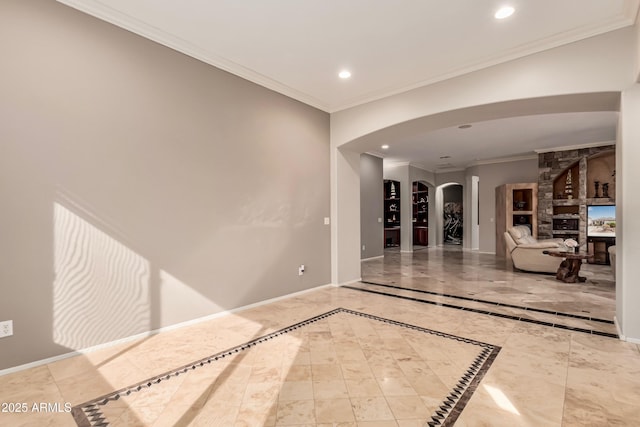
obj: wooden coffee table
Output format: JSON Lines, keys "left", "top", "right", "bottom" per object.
{"left": 547, "top": 251, "right": 594, "bottom": 283}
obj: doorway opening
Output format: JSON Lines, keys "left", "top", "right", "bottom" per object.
{"left": 443, "top": 184, "right": 463, "bottom": 245}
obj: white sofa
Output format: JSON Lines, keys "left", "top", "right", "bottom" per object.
{"left": 504, "top": 226, "right": 566, "bottom": 273}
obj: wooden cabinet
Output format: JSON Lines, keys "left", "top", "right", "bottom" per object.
{"left": 587, "top": 237, "right": 615, "bottom": 265}
{"left": 495, "top": 183, "right": 538, "bottom": 258}
{"left": 412, "top": 181, "right": 428, "bottom": 246}
{"left": 413, "top": 227, "right": 428, "bottom": 246}
{"left": 384, "top": 180, "right": 401, "bottom": 247}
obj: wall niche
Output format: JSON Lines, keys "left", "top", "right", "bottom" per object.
{"left": 538, "top": 145, "right": 615, "bottom": 244}
{"left": 586, "top": 151, "right": 616, "bottom": 199}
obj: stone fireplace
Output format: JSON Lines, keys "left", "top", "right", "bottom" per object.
{"left": 537, "top": 144, "right": 615, "bottom": 245}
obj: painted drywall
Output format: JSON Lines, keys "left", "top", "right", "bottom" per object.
{"left": 0, "top": 0, "right": 330, "bottom": 370}
{"left": 333, "top": 148, "right": 362, "bottom": 284}
{"left": 331, "top": 27, "right": 636, "bottom": 148}
{"left": 619, "top": 84, "right": 640, "bottom": 340}
{"left": 329, "top": 25, "right": 633, "bottom": 289}
{"left": 468, "top": 158, "right": 539, "bottom": 253}
{"left": 635, "top": 19, "right": 640, "bottom": 82}
{"left": 436, "top": 171, "right": 466, "bottom": 187}
{"left": 360, "top": 154, "right": 384, "bottom": 259}
{"left": 466, "top": 175, "right": 480, "bottom": 251}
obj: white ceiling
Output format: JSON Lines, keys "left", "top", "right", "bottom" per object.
{"left": 59, "top": 0, "right": 637, "bottom": 170}
{"left": 377, "top": 111, "right": 619, "bottom": 171}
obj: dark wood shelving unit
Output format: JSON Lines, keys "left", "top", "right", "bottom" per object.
{"left": 412, "top": 181, "right": 428, "bottom": 246}
{"left": 384, "top": 180, "right": 401, "bottom": 248}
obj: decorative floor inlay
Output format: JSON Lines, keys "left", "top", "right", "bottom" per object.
{"left": 361, "top": 280, "right": 614, "bottom": 324}
{"left": 71, "top": 308, "right": 500, "bottom": 426}
{"left": 347, "top": 283, "right": 618, "bottom": 339}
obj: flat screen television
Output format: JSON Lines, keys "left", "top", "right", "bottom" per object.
{"left": 587, "top": 205, "right": 616, "bottom": 238}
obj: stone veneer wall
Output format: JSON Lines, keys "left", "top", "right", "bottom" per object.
{"left": 538, "top": 145, "right": 615, "bottom": 242}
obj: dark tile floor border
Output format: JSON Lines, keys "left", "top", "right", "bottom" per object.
{"left": 361, "top": 280, "right": 615, "bottom": 324}
{"left": 71, "top": 308, "right": 500, "bottom": 427}
{"left": 345, "top": 285, "right": 619, "bottom": 339}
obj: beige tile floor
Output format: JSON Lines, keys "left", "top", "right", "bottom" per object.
{"left": 1, "top": 247, "right": 639, "bottom": 426}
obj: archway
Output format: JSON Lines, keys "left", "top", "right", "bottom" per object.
{"left": 441, "top": 183, "right": 463, "bottom": 245}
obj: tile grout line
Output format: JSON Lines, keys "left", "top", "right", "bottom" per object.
{"left": 71, "top": 308, "right": 501, "bottom": 427}
{"left": 560, "top": 335, "right": 574, "bottom": 426}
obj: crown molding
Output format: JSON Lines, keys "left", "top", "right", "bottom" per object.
{"left": 383, "top": 161, "right": 411, "bottom": 168}
{"left": 330, "top": 1, "right": 639, "bottom": 112}
{"left": 468, "top": 154, "right": 539, "bottom": 167}
{"left": 56, "top": 0, "right": 330, "bottom": 112}
{"left": 434, "top": 167, "right": 466, "bottom": 174}
{"left": 534, "top": 140, "right": 616, "bottom": 154}
{"left": 363, "top": 151, "right": 385, "bottom": 159}
{"left": 57, "top": 0, "right": 639, "bottom": 114}
{"left": 408, "top": 163, "right": 434, "bottom": 173}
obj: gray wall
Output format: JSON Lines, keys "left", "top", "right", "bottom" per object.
{"left": 360, "top": 154, "right": 384, "bottom": 259}
{"left": 436, "top": 170, "right": 466, "bottom": 186}
{"left": 468, "top": 158, "right": 539, "bottom": 253}
{"left": 0, "top": 0, "right": 330, "bottom": 370}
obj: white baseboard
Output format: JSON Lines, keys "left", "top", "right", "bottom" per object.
{"left": 614, "top": 316, "right": 640, "bottom": 343}
{"left": 361, "top": 255, "right": 384, "bottom": 261}
{"left": 614, "top": 316, "right": 625, "bottom": 340}
{"left": 0, "top": 283, "right": 335, "bottom": 377}
{"left": 338, "top": 278, "right": 363, "bottom": 286}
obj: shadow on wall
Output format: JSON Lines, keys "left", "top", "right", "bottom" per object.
{"left": 52, "top": 187, "right": 302, "bottom": 352}
{"left": 53, "top": 200, "right": 153, "bottom": 350}
{"left": 52, "top": 193, "right": 237, "bottom": 350}
{"left": 11, "top": 191, "right": 311, "bottom": 425}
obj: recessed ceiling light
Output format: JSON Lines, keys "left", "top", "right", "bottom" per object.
{"left": 458, "top": 124, "right": 472, "bottom": 129}
{"left": 338, "top": 70, "right": 352, "bottom": 79}
{"left": 494, "top": 6, "right": 515, "bottom": 19}
{"left": 381, "top": 144, "right": 389, "bottom": 150}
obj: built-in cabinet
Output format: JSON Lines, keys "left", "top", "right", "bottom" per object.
{"left": 412, "top": 181, "right": 428, "bottom": 246}
{"left": 549, "top": 149, "right": 615, "bottom": 264}
{"left": 495, "top": 183, "right": 538, "bottom": 258}
{"left": 384, "top": 180, "right": 401, "bottom": 248}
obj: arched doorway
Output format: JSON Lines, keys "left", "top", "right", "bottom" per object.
{"left": 442, "top": 184, "right": 463, "bottom": 245}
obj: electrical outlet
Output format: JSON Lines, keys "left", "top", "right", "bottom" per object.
{"left": 0, "top": 320, "right": 13, "bottom": 338}
{"left": 362, "top": 245, "right": 366, "bottom": 251}
{"left": 298, "top": 265, "right": 305, "bottom": 276}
